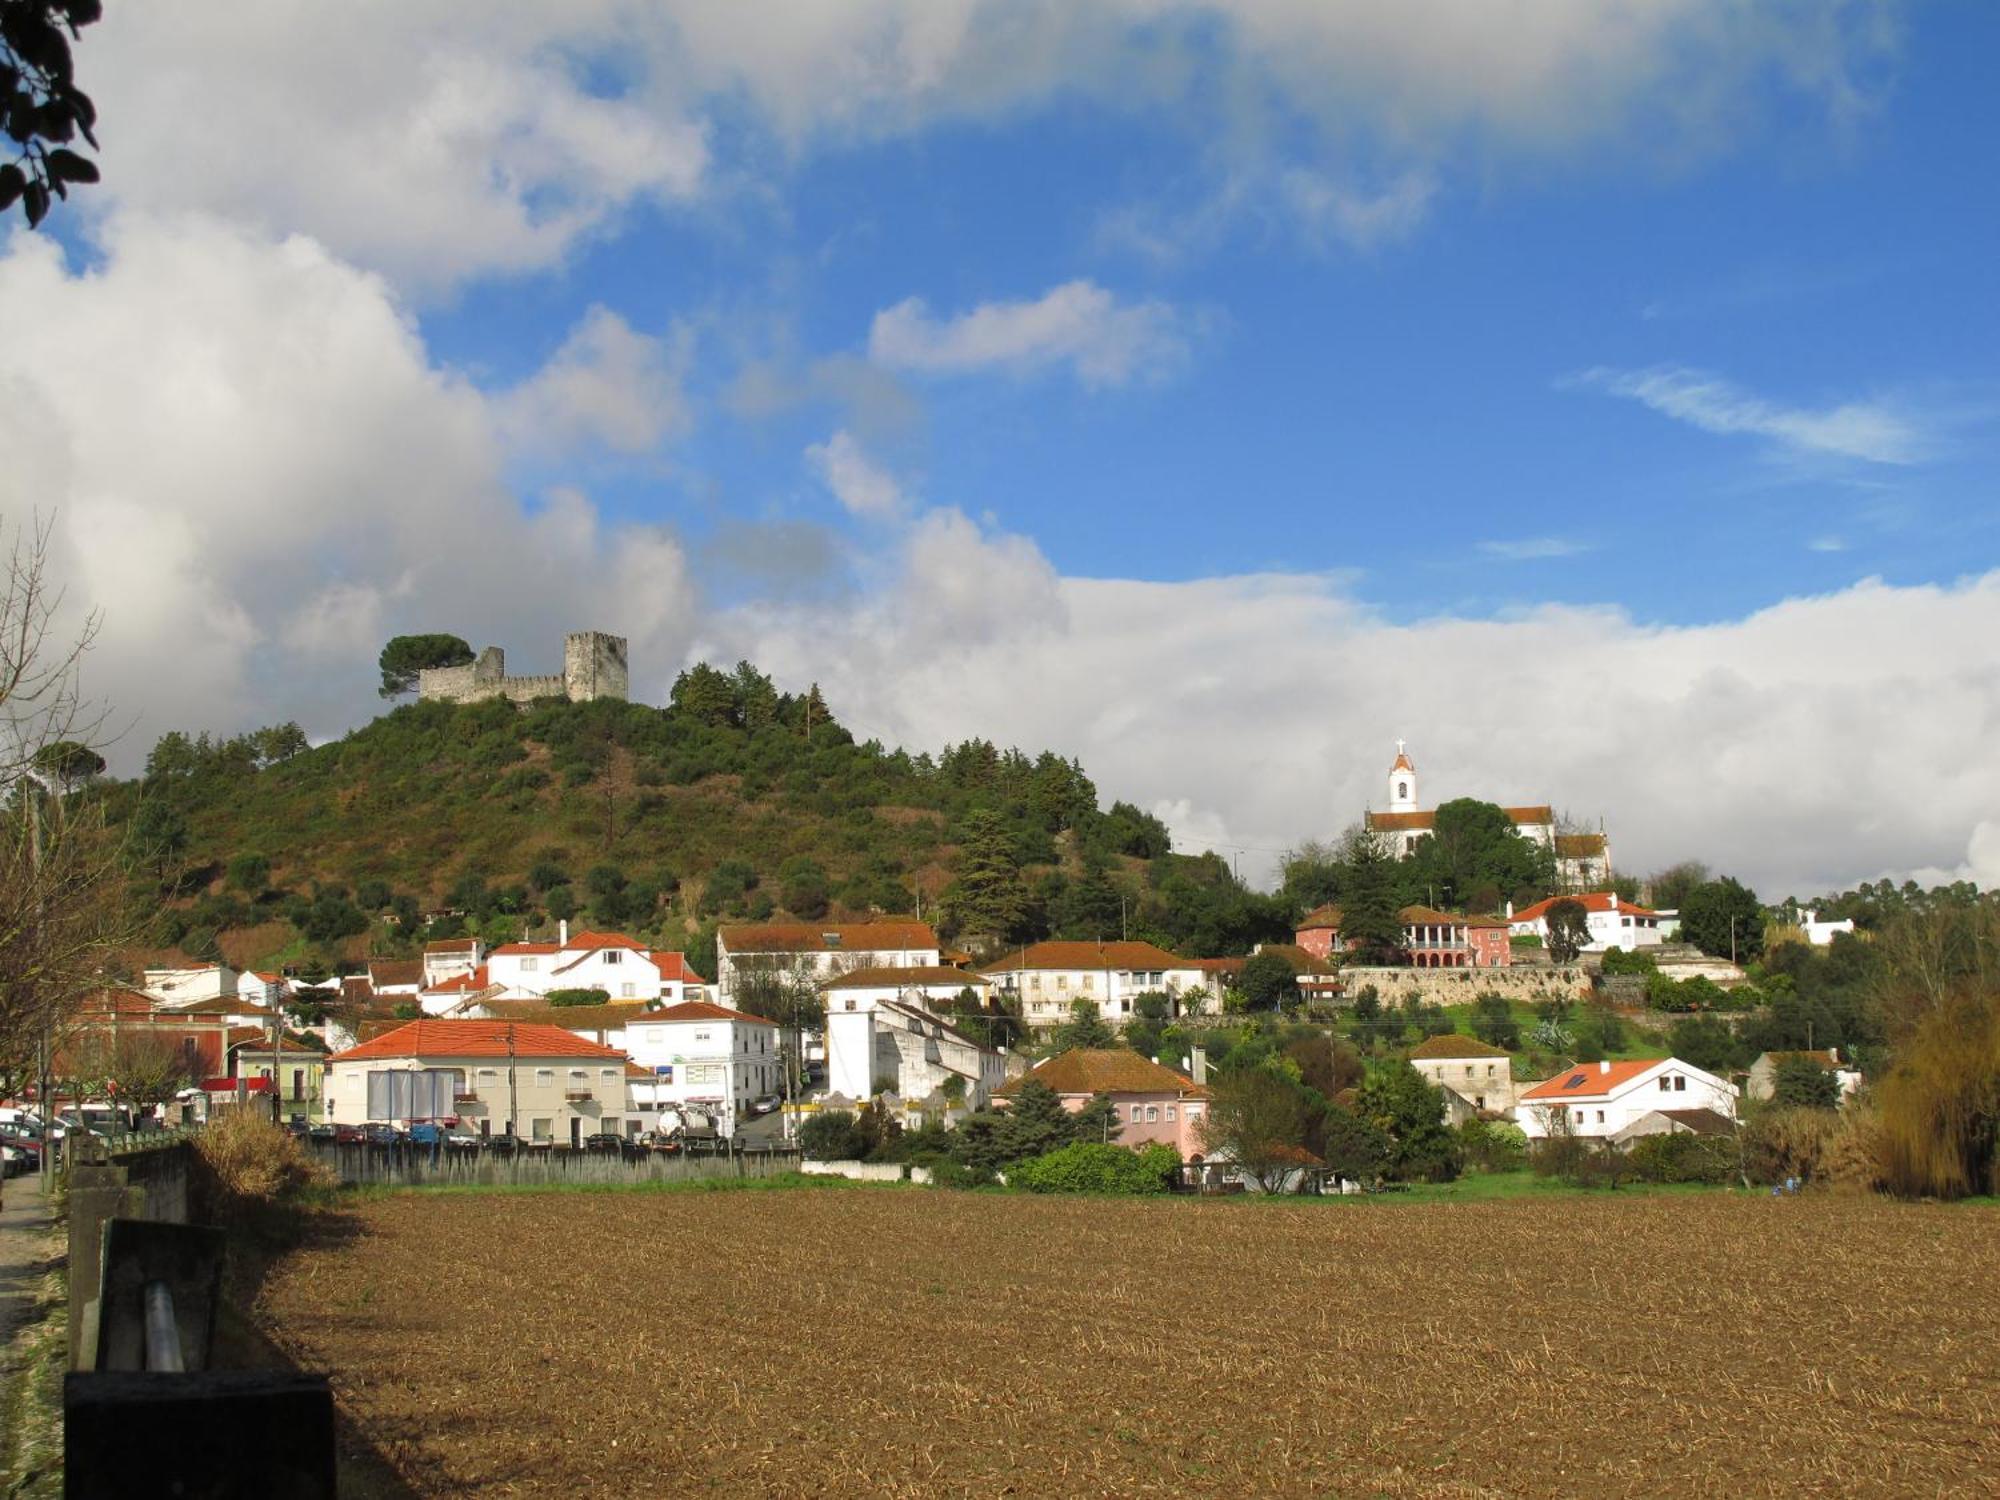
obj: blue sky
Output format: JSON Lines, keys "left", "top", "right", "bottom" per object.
{"left": 4, "top": 2, "right": 1997, "bottom": 897}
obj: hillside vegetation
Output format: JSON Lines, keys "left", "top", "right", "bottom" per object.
{"left": 100, "top": 662, "right": 1287, "bottom": 974}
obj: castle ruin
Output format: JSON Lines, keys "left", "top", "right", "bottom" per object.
{"left": 419, "top": 631, "right": 629, "bottom": 706}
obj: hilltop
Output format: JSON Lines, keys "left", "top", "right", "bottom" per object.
{"left": 101, "top": 663, "right": 1286, "bottom": 976}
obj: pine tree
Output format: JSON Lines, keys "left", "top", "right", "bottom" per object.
{"left": 1338, "top": 825, "right": 1405, "bottom": 962}
{"left": 943, "top": 807, "right": 1024, "bottom": 941}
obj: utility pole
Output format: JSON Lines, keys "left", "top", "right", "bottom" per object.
{"left": 506, "top": 1024, "right": 519, "bottom": 1139}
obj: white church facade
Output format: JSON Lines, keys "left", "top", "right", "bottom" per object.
{"left": 1363, "top": 742, "right": 1611, "bottom": 893}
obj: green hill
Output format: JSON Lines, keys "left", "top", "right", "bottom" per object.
{"left": 101, "top": 663, "right": 1287, "bottom": 976}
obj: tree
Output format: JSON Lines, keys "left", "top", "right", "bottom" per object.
{"left": 1199, "top": 1067, "right": 1316, "bottom": 1191}
{"left": 0, "top": 1, "right": 102, "bottom": 230}
{"left": 33, "top": 738, "right": 102, "bottom": 791}
{"left": 1409, "top": 798, "right": 1554, "bottom": 909}
{"left": 1354, "top": 1061, "right": 1462, "bottom": 1182}
{"left": 670, "top": 662, "right": 738, "bottom": 727}
{"left": 1336, "top": 825, "right": 1405, "bottom": 962}
{"left": 226, "top": 852, "right": 271, "bottom": 895}
{"left": 1049, "top": 999, "right": 1116, "bottom": 1051}
{"left": 1285, "top": 1033, "right": 1365, "bottom": 1100}
{"left": 1068, "top": 1090, "right": 1124, "bottom": 1144}
{"left": 128, "top": 796, "right": 189, "bottom": 882}
{"left": 992, "top": 1078, "right": 1076, "bottom": 1163}
{"left": 1647, "top": 861, "right": 1710, "bottom": 913}
{"left": 1544, "top": 898, "right": 1591, "bottom": 964}
{"left": 250, "top": 722, "right": 309, "bottom": 764}
{"left": 1319, "top": 1105, "right": 1391, "bottom": 1184}
{"left": 377, "top": 634, "right": 473, "bottom": 698}
{"left": 1470, "top": 992, "right": 1521, "bottom": 1050}
{"left": 778, "top": 856, "right": 830, "bottom": 920}
{"left": 1238, "top": 951, "right": 1299, "bottom": 1012}
{"left": 1681, "top": 876, "right": 1766, "bottom": 964}
{"left": 1772, "top": 1055, "right": 1841, "bottom": 1110}
{"left": 941, "top": 808, "right": 1024, "bottom": 943}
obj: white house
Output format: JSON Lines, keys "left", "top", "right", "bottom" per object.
{"left": 144, "top": 964, "right": 241, "bottom": 1008}
{"left": 1407, "top": 1034, "right": 1519, "bottom": 1115}
{"left": 820, "top": 967, "right": 1003, "bottom": 1106}
{"left": 422, "top": 937, "right": 485, "bottom": 987}
{"left": 619, "top": 1000, "right": 780, "bottom": 1129}
{"left": 978, "top": 941, "right": 1207, "bottom": 1031}
{"left": 714, "top": 921, "right": 940, "bottom": 1007}
{"left": 486, "top": 928, "right": 704, "bottom": 1005}
{"left": 1508, "top": 892, "right": 1666, "bottom": 953}
{"left": 365, "top": 958, "right": 424, "bottom": 997}
{"left": 1797, "top": 909, "right": 1857, "bottom": 947}
{"left": 1516, "top": 1057, "right": 1736, "bottom": 1140}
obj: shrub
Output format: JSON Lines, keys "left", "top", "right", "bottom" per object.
{"left": 1626, "top": 1131, "right": 1736, "bottom": 1184}
{"left": 798, "top": 1110, "right": 865, "bottom": 1161}
{"left": 1875, "top": 991, "right": 2000, "bottom": 1198}
{"left": 1598, "top": 946, "right": 1657, "bottom": 977}
{"left": 191, "top": 1111, "right": 333, "bottom": 1239}
{"left": 1011, "top": 1141, "right": 1179, "bottom": 1195}
{"left": 1773, "top": 1056, "right": 1841, "bottom": 1109}
{"left": 1457, "top": 1118, "right": 1526, "bottom": 1173}
{"left": 1738, "top": 1106, "right": 1840, "bottom": 1186}
{"left": 546, "top": 988, "right": 610, "bottom": 1008}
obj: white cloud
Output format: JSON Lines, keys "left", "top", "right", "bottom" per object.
{"left": 0, "top": 214, "right": 698, "bottom": 748}
{"left": 1574, "top": 365, "right": 1928, "bottom": 464}
{"left": 1279, "top": 168, "right": 1438, "bottom": 252}
{"left": 1478, "top": 537, "right": 1594, "bottom": 561}
{"left": 1808, "top": 536, "right": 1849, "bottom": 553}
{"left": 499, "top": 306, "right": 692, "bottom": 456}
{"left": 805, "top": 430, "right": 908, "bottom": 521}
{"left": 869, "top": 281, "right": 1192, "bottom": 388}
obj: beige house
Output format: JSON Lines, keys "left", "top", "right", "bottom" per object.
{"left": 1408, "top": 1033, "right": 1518, "bottom": 1115}
{"left": 325, "top": 1018, "right": 638, "bottom": 1145}
{"left": 979, "top": 941, "right": 1207, "bottom": 1030}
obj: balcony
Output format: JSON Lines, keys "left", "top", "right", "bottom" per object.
{"left": 563, "top": 1089, "right": 594, "bottom": 1103}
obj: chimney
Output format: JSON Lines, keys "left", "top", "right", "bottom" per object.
{"left": 1609, "top": 892, "right": 1618, "bottom": 912}
{"left": 1189, "top": 1045, "right": 1209, "bottom": 1086}
{"left": 558, "top": 918, "right": 569, "bottom": 946}
{"left": 1600, "top": 1059, "right": 1611, "bottom": 1074}
{"left": 1505, "top": 899, "right": 1514, "bottom": 919}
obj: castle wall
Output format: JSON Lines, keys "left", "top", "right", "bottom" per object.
{"left": 418, "top": 633, "right": 628, "bottom": 706}
{"left": 564, "top": 631, "right": 629, "bottom": 703}
{"left": 1339, "top": 964, "right": 1593, "bottom": 1008}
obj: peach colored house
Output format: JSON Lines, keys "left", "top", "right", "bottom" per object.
{"left": 1293, "top": 905, "right": 1511, "bottom": 969}
{"left": 995, "top": 1049, "right": 1211, "bottom": 1158}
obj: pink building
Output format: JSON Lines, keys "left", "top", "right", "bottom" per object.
{"left": 995, "top": 1049, "right": 1211, "bottom": 1158}
{"left": 1292, "top": 905, "right": 1510, "bottom": 970}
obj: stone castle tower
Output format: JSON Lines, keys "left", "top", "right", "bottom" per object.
{"left": 418, "top": 631, "right": 629, "bottom": 706}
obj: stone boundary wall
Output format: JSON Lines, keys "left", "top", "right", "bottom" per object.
{"left": 800, "top": 1160, "right": 932, "bottom": 1184}
{"left": 68, "top": 1137, "right": 196, "bottom": 1368}
{"left": 305, "top": 1141, "right": 799, "bottom": 1188}
{"left": 1340, "top": 965, "right": 1594, "bottom": 1008}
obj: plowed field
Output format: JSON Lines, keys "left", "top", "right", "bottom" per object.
{"left": 255, "top": 1187, "right": 2000, "bottom": 1497}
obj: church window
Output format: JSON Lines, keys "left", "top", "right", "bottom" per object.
{"left": 1396, "top": 782, "right": 1408, "bottom": 799}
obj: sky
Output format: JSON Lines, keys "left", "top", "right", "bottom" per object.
{"left": 2, "top": 1, "right": 1996, "bottom": 901}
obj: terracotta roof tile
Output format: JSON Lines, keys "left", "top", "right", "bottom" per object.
{"left": 996, "top": 1048, "right": 1207, "bottom": 1098}
{"left": 329, "top": 1019, "right": 630, "bottom": 1064}
{"left": 1510, "top": 892, "right": 1660, "bottom": 924}
{"left": 1521, "top": 1059, "right": 1666, "bottom": 1102}
{"left": 1409, "top": 1034, "right": 1513, "bottom": 1060}
{"left": 979, "top": 941, "right": 1188, "bottom": 974}
{"left": 625, "top": 1000, "right": 778, "bottom": 1028}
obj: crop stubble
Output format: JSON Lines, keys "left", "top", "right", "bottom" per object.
{"left": 254, "top": 1190, "right": 2000, "bottom": 1497}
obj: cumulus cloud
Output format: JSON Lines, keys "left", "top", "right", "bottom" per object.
{"left": 1573, "top": 365, "right": 1929, "bottom": 465}
{"left": 499, "top": 306, "right": 692, "bottom": 455}
{"left": 869, "top": 281, "right": 1192, "bottom": 388}
{"left": 805, "top": 429, "right": 907, "bottom": 520}
{"left": 0, "top": 215, "right": 698, "bottom": 747}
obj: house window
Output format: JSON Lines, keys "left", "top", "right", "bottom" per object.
{"left": 535, "top": 1069, "right": 554, "bottom": 1085}
{"left": 603, "top": 951, "right": 622, "bottom": 965}
{"left": 1120, "top": 999, "right": 1131, "bottom": 1014}
{"left": 1574, "top": 1109, "right": 1586, "bottom": 1124}
{"left": 1056, "top": 976, "right": 1068, "bottom": 992}
{"left": 845, "top": 999, "right": 857, "bottom": 1011}
{"left": 1129, "top": 1104, "right": 1143, "bottom": 1123}
{"left": 1081, "top": 975, "right": 1094, "bottom": 992}
{"left": 1464, "top": 1065, "right": 1475, "bottom": 1078}
{"left": 1596, "top": 1110, "right": 1605, "bottom": 1123}
{"left": 531, "top": 1118, "right": 552, "bottom": 1141}
{"left": 1145, "top": 1105, "right": 1159, "bottom": 1122}
{"left": 1659, "top": 1077, "right": 1672, "bottom": 1091}
{"left": 1186, "top": 1104, "right": 1202, "bottom": 1120}
{"left": 620, "top": 983, "right": 635, "bottom": 998}
{"left": 600, "top": 1069, "right": 618, "bottom": 1084}
{"left": 1164, "top": 1105, "right": 1176, "bottom": 1122}
{"left": 1673, "top": 1076, "right": 1686, "bottom": 1092}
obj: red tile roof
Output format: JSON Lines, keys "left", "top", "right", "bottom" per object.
{"left": 1367, "top": 805, "right": 1554, "bottom": 833}
{"left": 651, "top": 952, "right": 707, "bottom": 984}
{"left": 625, "top": 1000, "right": 777, "bottom": 1028}
{"left": 1298, "top": 904, "right": 1342, "bottom": 930}
{"left": 424, "top": 938, "right": 480, "bottom": 954}
{"left": 1391, "top": 748, "right": 1415, "bottom": 774}
{"left": 366, "top": 958, "right": 424, "bottom": 988}
{"left": 1510, "top": 892, "right": 1659, "bottom": 924}
{"left": 979, "top": 940, "right": 1188, "bottom": 974}
{"left": 560, "top": 930, "right": 646, "bottom": 951}
{"left": 226, "top": 1027, "right": 325, "bottom": 1055}
{"left": 423, "top": 965, "right": 491, "bottom": 994}
{"left": 328, "top": 1019, "right": 629, "bottom": 1064}
{"left": 720, "top": 921, "right": 937, "bottom": 954}
{"left": 1521, "top": 1059, "right": 1665, "bottom": 1102}
{"left": 820, "top": 965, "right": 991, "bottom": 990}
{"left": 1410, "top": 1034, "right": 1512, "bottom": 1060}
{"left": 997, "top": 1049, "right": 1207, "bottom": 1098}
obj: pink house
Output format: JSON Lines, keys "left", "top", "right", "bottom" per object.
{"left": 1293, "top": 904, "right": 1510, "bottom": 969}
{"left": 1295, "top": 905, "right": 1342, "bottom": 961}
{"left": 995, "top": 1049, "right": 1212, "bottom": 1158}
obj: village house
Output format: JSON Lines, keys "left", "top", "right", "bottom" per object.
{"left": 995, "top": 1049, "right": 1211, "bottom": 1157}
{"left": 365, "top": 958, "right": 424, "bottom": 997}
{"left": 619, "top": 1001, "right": 780, "bottom": 1126}
{"left": 227, "top": 1029, "right": 328, "bottom": 1119}
{"left": 1508, "top": 891, "right": 1665, "bottom": 953}
{"left": 1363, "top": 742, "right": 1610, "bottom": 891}
{"left": 484, "top": 926, "right": 704, "bottom": 1006}
{"left": 422, "top": 937, "right": 486, "bottom": 988}
{"left": 143, "top": 963, "right": 241, "bottom": 1008}
{"left": 1293, "top": 905, "right": 1510, "bottom": 969}
{"left": 1745, "top": 1048, "right": 1865, "bottom": 1105}
{"left": 1609, "top": 1107, "right": 1738, "bottom": 1147}
{"left": 714, "top": 921, "right": 941, "bottom": 1007}
{"left": 980, "top": 941, "right": 1208, "bottom": 1029}
{"left": 448, "top": 997, "right": 648, "bottom": 1051}
{"left": 237, "top": 970, "right": 293, "bottom": 1009}
{"left": 324, "top": 1018, "right": 638, "bottom": 1145}
{"left": 1796, "top": 909, "right": 1858, "bottom": 947}
{"left": 1515, "top": 1058, "right": 1736, "bottom": 1140}
{"left": 1408, "top": 1034, "right": 1518, "bottom": 1115}
{"left": 820, "top": 968, "right": 1004, "bottom": 1106}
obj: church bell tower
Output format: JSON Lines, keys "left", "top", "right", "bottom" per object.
{"left": 1388, "top": 740, "right": 1418, "bottom": 813}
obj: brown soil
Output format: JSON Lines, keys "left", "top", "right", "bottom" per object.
{"left": 253, "top": 1188, "right": 2000, "bottom": 1498}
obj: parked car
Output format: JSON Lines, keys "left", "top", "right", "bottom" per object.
{"left": 361, "top": 1123, "right": 403, "bottom": 1146}
{"left": 484, "top": 1133, "right": 519, "bottom": 1157}
{"left": 330, "top": 1123, "right": 367, "bottom": 1145}
{"left": 307, "top": 1124, "right": 338, "bottom": 1143}
{"left": 444, "top": 1127, "right": 482, "bottom": 1151}
{"left": 581, "top": 1132, "right": 626, "bottom": 1154}
{"left": 750, "top": 1094, "right": 782, "bottom": 1116}
{"left": 2, "top": 1140, "right": 34, "bottom": 1176}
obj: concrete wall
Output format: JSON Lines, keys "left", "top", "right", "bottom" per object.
{"left": 799, "top": 1159, "right": 931, "bottom": 1184}
{"left": 68, "top": 1138, "right": 196, "bottom": 1369}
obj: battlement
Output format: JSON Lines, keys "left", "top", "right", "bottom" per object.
{"left": 418, "top": 632, "right": 629, "bottom": 706}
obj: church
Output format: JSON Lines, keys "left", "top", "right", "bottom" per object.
{"left": 1364, "top": 742, "right": 1611, "bottom": 892}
